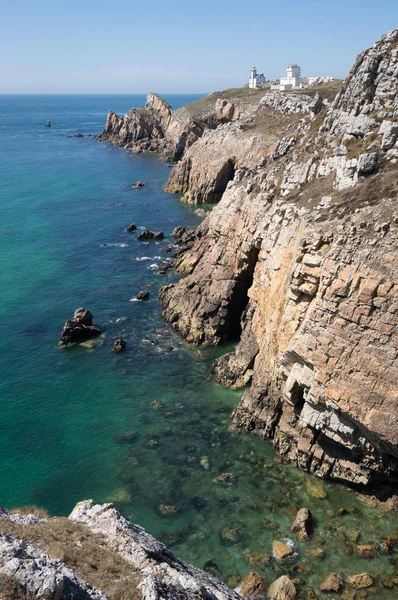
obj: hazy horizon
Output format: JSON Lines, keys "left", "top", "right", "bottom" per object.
{"left": 1, "top": 0, "right": 398, "bottom": 94}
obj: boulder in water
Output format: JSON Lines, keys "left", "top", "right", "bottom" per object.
{"left": 59, "top": 308, "right": 101, "bottom": 346}
{"left": 126, "top": 223, "right": 137, "bottom": 232}
{"left": 136, "top": 289, "right": 150, "bottom": 300}
{"left": 113, "top": 339, "right": 126, "bottom": 352}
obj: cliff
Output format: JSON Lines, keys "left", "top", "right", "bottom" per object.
{"left": 158, "top": 30, "right": 398, "bottom": 498}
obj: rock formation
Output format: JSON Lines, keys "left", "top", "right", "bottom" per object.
{"left": 70, "top": 500, "right": 242, "bottom": 600}
{"left": 60, "top": 308, "right": 101, "bottom": 346}
{"left": 0, "top": 502, "right": 243, "bottom": 600}
{"left": 157, "top": 30, "right": 398, "bottom": 498}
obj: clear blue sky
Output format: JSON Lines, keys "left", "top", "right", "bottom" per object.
{"left": 1, "top": 0, "right": 397, "bottom": 93}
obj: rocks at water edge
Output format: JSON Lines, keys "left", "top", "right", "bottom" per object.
{"left": 272, "top": 541, "right": 294, "bottom": 563}
{"left": 344, "top": 573, "right": 374, "bottom": 589}
{"left": 320, "top": 573, "right": 343, "bottom": 593}
{"left": 267, "top": 576, "right": 296, "bottom": 600}
{"left": 137, "top": 228, "right": 164, "bottom": 241}
{"left": 136, "top": 289, "right": 150, "bottom": 300}
{"left": 237, "top": 572, "right": 268, "bottom": 599}
{"left": 124, "top": 181, "right": 146, "bottom": 188}
{"left": 59, "top": 308, "right": 101, "bottom": 346}
{"left": 112, "top": 339, "right": 126, "bottom": 352}
{"left": 290, "top": 508, "right": 313, "bottom": 541}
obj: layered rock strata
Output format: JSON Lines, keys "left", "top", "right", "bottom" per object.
{"left": 159, "top": 30, "right": 398, "bottom": 496}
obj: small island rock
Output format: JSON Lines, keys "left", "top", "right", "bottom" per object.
{"left": 126, "top": 223, "right": 137, "bottom": 232}
{"left": 113, "top": 339, "right": 126, "bottom": 352}
{"left": 345, "top": 573, "right": 374, "bottom": 589}
{"left": 272, "top": 541, "right": 294, "bottom": 563}
{"left": 137, "top": 228, "right": 164, "bottom": 241}
{"left": 59, "top": 308, "right": 101, "bottom": 346}
{"left": 291, "top": 508, "right": 312, "bottom": 541}
{"left": 136, "top": 289, "right": 150, "bottom": 300}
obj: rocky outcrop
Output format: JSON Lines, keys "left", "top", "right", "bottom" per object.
{"left": 159, "top": 30, "right": 398, "bottom": 496}
{"left": 60, "top": 308, "right": 101, "bottom": 346}
{"left": 69, "top": 500, "right": 243, "bottom": 600}
{"left": 0, "top": 534, "right": 108, "bottom": 600}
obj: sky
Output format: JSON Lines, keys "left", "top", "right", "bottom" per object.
{"left": 1, "top": 0, "right": 398, "bottom": 94}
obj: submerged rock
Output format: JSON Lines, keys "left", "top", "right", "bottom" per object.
{"left": 213, "top": 472, "right": 239, "bottom": 485}
{"left": 220, "top": 527, "right": 240, "bottom": 544}
{"left": 355, "top": 544, "right": 377, "bottom": 558}
{"left": 246, "top": 553, "right": 272, "bottom": 568}
{"left": 320, "top": 573, "right": 343, "bottom": 593}
{"left": 345, "top": 573, "right": 374, "bottom": 589}
{"left": 59, "top": 308, "right": 101, "bottom": 346}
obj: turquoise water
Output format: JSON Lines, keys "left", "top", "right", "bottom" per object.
{"left": 0, "top": 95, "right": 397, "bottom": 596}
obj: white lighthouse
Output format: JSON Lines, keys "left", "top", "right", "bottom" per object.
{"left": 280, "top": 64, "right": 303, "bottom": 90}
{"left": 249, "top": 66, "right": 265, "bottom": 89}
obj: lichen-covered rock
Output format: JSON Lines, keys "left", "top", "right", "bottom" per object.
{"left": 69, "top": 500, "right": 243, "bottom": 600}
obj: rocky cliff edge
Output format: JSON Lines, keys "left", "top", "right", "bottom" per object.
{"left": 158, "top": 30, "right": 398, "bottom": 499}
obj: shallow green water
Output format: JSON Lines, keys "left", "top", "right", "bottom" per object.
{"left": 0, "top": 95, "right": 396, "bottom": 597}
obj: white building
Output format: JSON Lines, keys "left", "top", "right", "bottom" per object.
{"left": 279, "top": 64, "right": 305, "bottom": 90}
{"left": 249, "top": 66, "right": 265, "bottom": 89}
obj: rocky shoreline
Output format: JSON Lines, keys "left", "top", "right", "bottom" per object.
{"left": 2, "top": 501, "right": 396, "bottom": 600}
{"left": 100, "top": 29, "right": 398, "bottom": 504}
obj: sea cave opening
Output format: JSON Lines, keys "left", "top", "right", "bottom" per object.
{"left": 290, "top": 382, "right": 306, "bottom": 417}
{"left": 228, "top": 246, "right": 260, "bottom": 341}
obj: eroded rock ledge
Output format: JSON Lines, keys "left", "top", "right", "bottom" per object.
{"left": 159, "top": 29, "right": 398, "bottom": 498}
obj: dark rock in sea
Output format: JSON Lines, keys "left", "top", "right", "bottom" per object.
{"left": 74, "top": 133, "right": 84, "bottom": 138}
{"left": 160, "top": 246, "right": 173, "bottom": 253}
{"left": 113, "top": 339, "right": 126, "bottom": 352}
{"left": 136, "top": 289, "right": 150, "bottom": 300}
{"left": 59, "top": 308, "right": 101, "bottom": 346}
{"left": 157, "top": 263, "right": 172, "bottom": 274}
{"left": 126, "top": 223, "right": 137, "bottom": 232}
{"left": 134, "top": 181, "right": 146, "bottom": 187}
{"left": 137, "top": 228, "right": 164, "bottom": 241}
{"left": 159, "top": 345, "right": 174, "bottom": 353}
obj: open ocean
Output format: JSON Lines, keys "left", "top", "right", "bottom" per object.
{"left": 0, "top": 94, "right": 396, "bottom": 589}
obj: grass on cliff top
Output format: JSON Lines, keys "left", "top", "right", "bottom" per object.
{"left": 0, "top": 516, "right": 142, "bottom": 600}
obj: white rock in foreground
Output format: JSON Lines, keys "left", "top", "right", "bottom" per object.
{"left": 69, "top": 499, "right": 243, "bottom": 600}
{"left": 0, "top": 533, "right": 108, "bottom": 600}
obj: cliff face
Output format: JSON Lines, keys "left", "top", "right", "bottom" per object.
{"left": 159, "top": 30, "right": 398, "bottom": 497}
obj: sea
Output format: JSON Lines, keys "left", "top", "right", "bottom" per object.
{"left": 0, "top": 94, "right": 396, "bottom": 591}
